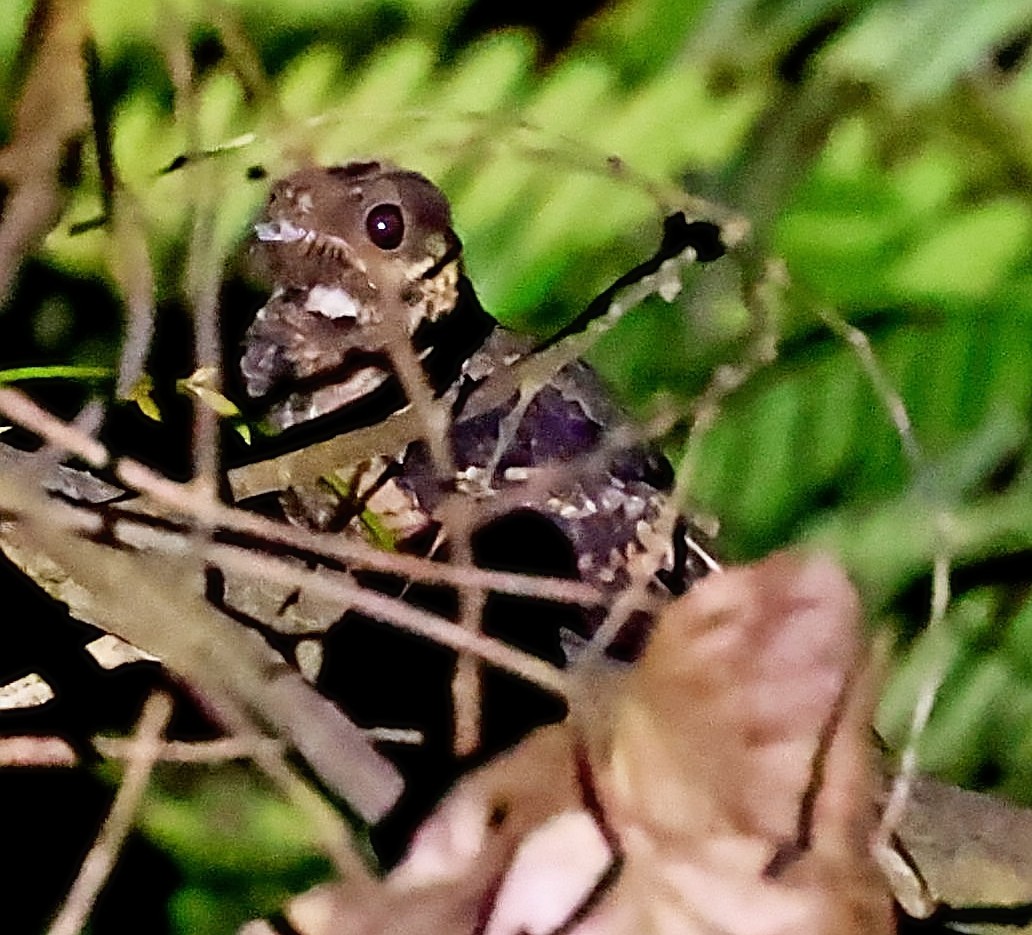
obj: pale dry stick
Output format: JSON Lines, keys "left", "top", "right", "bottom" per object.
{"left": 877, "top": 651, "right": 948, "bottom": 860}
{"left": 191, "top": 688, "right": 378, "bottom": 889}
{"left": 109, "top": 188, "right": 158, "bottom": 399}
{"left": 161, "top": 9, "right": 227, "bottom": 498}
{"left": 819, "top": 312, "right": 922, "bottom": 467}
{"left": 97, "top": 725, "right": 421, "bottom": 766}
{"left": 185, "top": 208, "right": 225, "bottom": 496}
{"left": 227, "top": 407, "right": 425, "bottom": 499}
{"left": 0, "top": 465, "right": 568, "bottom": 700}
{"left": 375, "top": 266, "right": 455, "bottom": 478}
{"left": 438, "top": 470, "right": 485, "bottom": 756}
{"left": 186, "top": 169, "right": 226, "bottom": 495}
{"left": 0, "top": 460, "right": 405, "bottom": 821}
{"left": 450, "top": 539, "right": 486, "bottom": 757}
{"left": 46, "top": 691, "right": 173, "bottom": 935}
{"left": 0, "top": 393, "right": 569, "bottom": 694}
{"left": 0, "top": 735, "right": 78, "bottom": 767}
{"left": 33, "top": 401, "right": 106, "bottom": 484}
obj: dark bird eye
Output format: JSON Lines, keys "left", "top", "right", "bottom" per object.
{"left": 365, "top": 203, "right": 405, "bottom": 250}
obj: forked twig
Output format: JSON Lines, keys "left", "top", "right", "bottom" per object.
{"left": 46, "top": 691, "right": 173, "bottom": 935}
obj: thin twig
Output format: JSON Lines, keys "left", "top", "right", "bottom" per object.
{"left": 0, "top": 384, "right": 600, "bottom": 606}
{"left": 192, "top": 691, "right": 377, "bottom": 887}
{"left": 0, "top": 388, "right": 108, "bottom": 467}
{"left": 370, "top": 266, "right": 487, "bottom": 755}
{"left": 820, "top": 308, "right": 954, "bottom": 849}
{"left": 94, "top": 734, "right": 283, "bottom": 764}
{"left": 208, "top": 539, "right": 567, "bottom": 697}
{"left": 128, "top": 454, "right": 602, "bottom": 605}
{"left": 46, "top": 692, "right": 173, "bottom": 935}
{"left": 876, "top": 656, "right": 948, "bottom": 853}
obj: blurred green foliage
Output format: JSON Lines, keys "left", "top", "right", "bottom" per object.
{"left": 3, "top": 0, "right": 1032, "bottom": 930}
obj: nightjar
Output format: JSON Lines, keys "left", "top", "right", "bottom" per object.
{"left": 227, "top": 160, "right": 725, "bottom": 856}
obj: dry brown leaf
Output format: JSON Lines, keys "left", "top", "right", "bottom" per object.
{"left": 258, "top": 552, "right": 893, "bottom": 935}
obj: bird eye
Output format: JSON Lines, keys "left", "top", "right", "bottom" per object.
{"left": 365, "top": 203, "right": 405, "bottom": 250}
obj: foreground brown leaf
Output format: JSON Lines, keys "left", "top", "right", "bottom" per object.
{"left": 249, "top": 552, "right": 894, "bottom": 935}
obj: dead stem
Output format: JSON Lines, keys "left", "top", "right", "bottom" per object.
{"left": 195, "top": 690, "right": 378, "bottom": 887}
{"left": 372, "top": 259, "right": 489, "bottom": 756}
{"left": 226, "top": 407, "right": 425, "bottom": 499}
{"left": 0, "top": 445, "right": 569, "bottom": 701}
{"left": 0, "top": 735, "right": 78, "bottom": 767}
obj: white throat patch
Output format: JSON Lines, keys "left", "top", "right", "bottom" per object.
{"left": 305, "top": 285, "right": 362, "bottom": 321}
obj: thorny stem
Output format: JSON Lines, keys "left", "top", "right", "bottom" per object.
{"left": 46, "top": 692, "right": 173, "bottom": 935}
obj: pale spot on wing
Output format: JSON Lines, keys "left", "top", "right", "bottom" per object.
{"left": 296, "top": 638, "right": 324, "bottom": 684}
